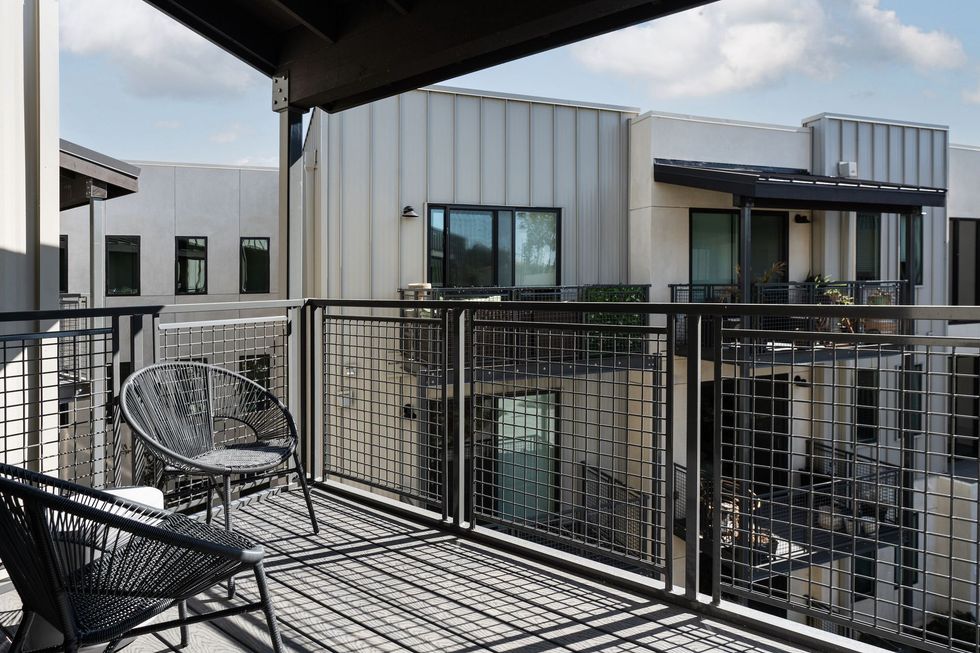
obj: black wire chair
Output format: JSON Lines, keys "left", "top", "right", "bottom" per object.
{"left": 120, "top": 362, "right": 318, "bottom": 596}
{"left": 0, "top": 463, "right": 284, "bottom": 653}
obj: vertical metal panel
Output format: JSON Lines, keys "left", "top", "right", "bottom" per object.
{"left": 857, "top": 122, "right": 873, "bottom": 178}
{"left": 340, "top": 106, "right": 371, "bottom": 298}
{"left": 454, "top": 95, "right": 481, "bottom": 204}
{"left": 824, "top": 120, "right": 841, "bottom": 176}
{"left": 505, "top": 101, "right": 530, "bottom": 206}
{"left": 841, "top": 120, "right": 858, "bottom": 169}
{"left": 480, "top": 98, "right": 506, "bottom": 205}
{"left": 576, "top": 109, "right": 600, "bottom": 284}
{"left": 371, "top": 97, "right": 400, "bottom": 299}
{"left": 873, "top": 124, "right": 889, "bottom": 180}
{"left": 530, "top": 104, "right": 554, "bottom": 207}
{"left": 598, "top": 110, "right": 623, "bottom": 283}
{"left": 888, "top": 126, "right": 904, "bottom": 183}
{"left": 327, "top": 113, "right": 343, "bottom": 298}
{"left": 427, "top": 92, "right": 454, "bottom": 202}
{"left": 554, "top": 106, "right": 578, "bottom": 285}
{"left": 399, "top": 91, "right": 428, "bottom": 287}
{"left": 918, "top": 130, "right": 933, "bottom": 187}
{"left": 903, "top": 127, "right": 918, "bottom": 184}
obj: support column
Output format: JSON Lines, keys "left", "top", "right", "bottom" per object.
{"left": 275, "top": 71, "right": 307, "bottom": 300}
{"left": 904, "top": 211, "right": 917, "bottom": 306}
{"left": 88, "top": 180, "right": 107, "bottom": 309}
{"left": 738, "top": 200, "right": 753, "bottom": 304}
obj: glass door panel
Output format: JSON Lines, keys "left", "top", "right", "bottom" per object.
{"left": 691, "top": 211, "right": 738, "bottom": 284}
{"left": 447, "top": 209, "right": 494, "bottom": 286}
{"left": 496, "top": 393, "right": 557, "bottom": 521}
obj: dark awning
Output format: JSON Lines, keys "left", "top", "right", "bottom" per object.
{"left": 654, "top": 159, "right": 947, "bottom": 213}
{"left": 60, "top": 140, "right": 140, "bottom": 211}
{"left": 142, "top": 0, "right": 714, "bottom": 113}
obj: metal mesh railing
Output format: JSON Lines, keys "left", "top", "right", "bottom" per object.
{"left": 323, "top": 308, "right": 446, "bottom": 508}
{"left": 716, "top": 320, "right": 980, "bottom": 651}
{"left": 468, "top": 310, "right": 668, "bottom": 576}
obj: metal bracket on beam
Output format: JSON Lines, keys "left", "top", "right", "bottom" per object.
{"left": 272, "top": 73, "right": 290, "bottom": 112}
{"left": 85, "top": 179, "right": 108, "bottom": 200}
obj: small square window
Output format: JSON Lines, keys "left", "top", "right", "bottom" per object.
{"left": 176, "top": 237, "right": 207, "bottom": 295}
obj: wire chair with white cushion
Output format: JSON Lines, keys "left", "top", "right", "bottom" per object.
{"left": 0, "top": 463, "right": 284, "bottom": 653}
{"left": 119, "top": 361, "right": 318, "bottom": 596}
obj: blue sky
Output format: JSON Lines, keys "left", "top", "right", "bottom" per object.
{"left": 60, "top": 0, "right": 980, "bottom": 167}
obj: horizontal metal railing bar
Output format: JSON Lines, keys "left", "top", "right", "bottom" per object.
{"left": 321, "top": 313, "right": 441, "bottom": 324}
{"left": 0, "top": 299, "right": 303, "bottom": 323}
{"left": 156, "top": 299, "right": 305, "bottom": 314}
{"left": 157, "top": 315, "right": 287, "bottom": 330}
{"left": 726, "top": 327, "right": 980, "bottom": 348}
{"left": 0, "top": 327, "right": 112, "bottom": 342}
{"left": 473, "top": 319, "right": 664, "bottom": 334}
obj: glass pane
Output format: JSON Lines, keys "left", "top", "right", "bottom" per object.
{"left": 855, "top": 213, "right": 881, "bottom": 281}
{"left": 690, "top": 211, "right": 737, "bottom": 284}
{"left": 496, "top": 393, "right": 556, "bottom": 521}
{"left": 240, "top": 238, "right": 270, "bottom": 293}
{"left": 106, "top": 236, "right": 140, "bottom": 296}
{"left": 515, "top": 211, "right": 557, "bottom": 286}
{"left": 856, "top": 369, "right": 878, "bottom": 443}
{"left": 428, "top": 208, "right": 445, "bottom": 286}
{"left": 176, "top": 237, "right": 207, "bottom": 295}
{"left": 447, "top": 209, "right": 494, "bottom": 286}
{"left": 497, "top": 211, "right": 514, "bottom": 286}
{"left": 750, "top": 213, "right": 788, "bottom": 283}
{"left": 59, "top": 235, "right": 68, "bottom": 293}
{"left": 900, "top": 213, "right": 923, "bottom": 285}
{"left": 953, "top": 220, "right": 977, "bottom": 306}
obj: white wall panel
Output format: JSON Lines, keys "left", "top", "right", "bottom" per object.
{"left": 505, "top": 101, "right": 531, "bottom": 206}
{"left": 530, "top": 104, "right": 554, "bottom": 207}
{"left": 576, "top": 109, "right": 600, "bottom": 284}
{"left": 554, "top": 106, "right": 579, "bottom": 285}
{"left": 454, "top": 95, "right": 481, "bottom": 204}
{"left": 340, "top": 107, "right": 371, "bottom": 298}
{"left": 371, "top": 97, "right": 400, "bottom": 300}
{"left": 427, "top": 92, "right": 454, "bottom": 202}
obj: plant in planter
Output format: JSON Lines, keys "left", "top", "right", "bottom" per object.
{"left": 864, "top": 288, "right": 896, "bottom": 334}
{"left": 805, "top": 274, "right": 856, "bottom": 333}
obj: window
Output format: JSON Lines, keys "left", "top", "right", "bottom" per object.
{"left": 240, "top": 238, "right": 270, "bottom": 294}
{"left": 175, "top": 237, "right": 207, "bottom": 295}
{"left": 854, "top": 551, "right": 876, "bottom": 600}
{"left": 951, "top": 219, "right": 980, "bottom": 315}
{"left": 855, "top": 369, "right": 878, "bottom": 444}
{"left": 900, "top": 213, "right": 923, "bottom": 286}
{"left": 689, "top": 210, "right": 788, "bottom": 286}
{"left": 106, "top": 236, "right": 140, "bottom": 296}
{"left": 427, "top": 205, "right": 559, "bottom": 287}
{"left": 951, "top": 355, "right": 979, "bottom": 459}
{"left": 59, "top": 235, "right": 68, "bottom": 293}
{"left": 494, "top": 393, "right": 558, "bottom": 521}
{"left": 903, "top": 357, "right": 924, "bottom": 433}
{"left": 855, "top": 213, "right": 880, "bottom": 281}
{"left": 240, "top": 354, "right": 272, "bottom": 409}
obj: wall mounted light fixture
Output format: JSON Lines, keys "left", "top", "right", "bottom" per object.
{"left": 794, "top": 214, "right": 811, "bottom": 224}
{"left": 402, "top": 205, "right": 418, "bottom": 218}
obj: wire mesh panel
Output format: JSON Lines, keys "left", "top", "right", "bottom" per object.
{"left": 469, "top": 309, "right": 669, "bottom": 576}
{"left": 156, "top": 315, "right": 290, "bottom": 509}
{"left": 714, "top": 320, "right": 980, "bottom": 653}
{"left": 1, "top": 327, "right": 113, "bottom": 488}
{"left": 323, "top": 308, "right": 445, "bottom": 509}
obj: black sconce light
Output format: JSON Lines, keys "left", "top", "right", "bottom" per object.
{"left": 794, "top": 375, "right": 810, "bottom": 388}
{"left": 794, "top": 214, "right": 811, "bottom": 224}
{"left": 402, "top": 205, "right": 419, "bottom": 218}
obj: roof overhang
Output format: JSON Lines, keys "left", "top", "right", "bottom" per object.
{"left": 654, "top": 160, "right": 947, "bottom": 214}
{"left": 60, "top": 140, "right": 140, "bottom": 211}
{"left": 142, "top": 0, "right": 715, "bottom": 113}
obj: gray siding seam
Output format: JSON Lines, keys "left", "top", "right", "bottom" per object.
{"left": 396, "top": 93, "right": 402, "bottom": 292}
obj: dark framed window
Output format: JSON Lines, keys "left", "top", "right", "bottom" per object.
{"left": 854, "top": 551, "right": 876, "bottom": 600}
{"left": 175, "top": 236, "right": 207, "bottom": 295}
{"left": 903, "top": 356, "right": 923, "bottom": 433}
{"left": 106, "top": 236, "right": 140, "bottom": 296}
{"left": 59, "top": 235, "right": 68, "bottom": 293}
{"left": 240, "top": 237, "right": 271, "bottom": 294}
{"left": 900, "top": 213, "right": 923, "bottom": 286}
{"left": 855, "top": 369, "right": 878, "bottom": 444}
{"left": 427, "top": 205, "right": 560, "bottom": 287}
{"left": 951, "top": 355, "right": 979, "bottom": 459}
{"left": 240, "top": 354, "right": 272, "bottom": 409}
{"left": 855, "top": 213, "right": 881, "bottom": 282}
{"left": 688, "top": 209, "right": 788, "bottom": 286}
{"left": 951, "top": 219, "right": 980, "bottom": 320}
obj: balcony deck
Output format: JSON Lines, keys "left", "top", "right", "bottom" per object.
{"left": 1, "top": 489, "right": 814, "bottom": 653}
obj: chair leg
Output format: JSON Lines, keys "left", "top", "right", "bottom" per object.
{"left": 9, "top": 611, "right": 35, "bottom": 653}
{"left": 292, "top": 451, "right": 319, "bottom": 534}
{"left": 224, "top": 474, "right": 236, "bottom": 600}
{"left": 254, "top": 562, "right": 284, "bottom": 653}
{"left": 206, "top": 477, "right": 215, "bottom": 525}
{"left": 178, "top": 600, "right": 189, "bottom": 649}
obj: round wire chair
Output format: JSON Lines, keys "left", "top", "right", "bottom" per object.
{"left": 120, "top": 362, "right": 319, "bottom": 592}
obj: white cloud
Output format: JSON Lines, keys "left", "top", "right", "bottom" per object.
{"left": 965, "top": 83, "right": 980, "bottom": 105}
{"left": 60, "top": 0, "right": 263, "bottom": 100}
{"left": 571, "top": 0, "right": 965, "bottom": 98}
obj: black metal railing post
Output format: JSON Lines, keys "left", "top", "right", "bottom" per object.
{"left": 711, "top": 315, "right": 724, "bottom": 605}
{"left": 684, "top": 313, "right": 701, "bottom": 602}
{"left": 664, "top": 316, "right": 675, "bottom": 591}
{"left": 452, "top": 308, "right": 467, "bottom": 527}
{"left": 440, "top": 309, "right": 451, "bottom": 522}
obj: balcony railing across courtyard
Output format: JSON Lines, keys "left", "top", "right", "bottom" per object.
{"left": 1, "top": 297, "right": 979, "bottom": 653}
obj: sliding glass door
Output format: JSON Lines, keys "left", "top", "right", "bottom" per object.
{"left": 690, "top": 210, "right": 788, "bottom": 285}
{"left": 495, "top": 393, "right": 558, "bottom": 522}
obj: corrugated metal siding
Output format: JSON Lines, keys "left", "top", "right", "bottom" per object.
{"left": 807, "top": 116, "right": 949, "bottom": 319}
{"left": 311, "top": 89, "right": 634, "bottom": 298}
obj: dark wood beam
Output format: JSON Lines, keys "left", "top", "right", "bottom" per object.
{"left": 384, "top": 0, "right": 412, "bottom": 16}
{"left": 270, "top": 0, "right": 338, "bottom": 44}
{"left": 142, "top": 0, "right": 281, "bottom": 75}
{"left": 277, "top": 0, "right": 715, "bottom": 111}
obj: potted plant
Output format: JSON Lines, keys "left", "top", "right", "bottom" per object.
{"left": 864, "top": 288, "right": 896, "bottom": 334}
